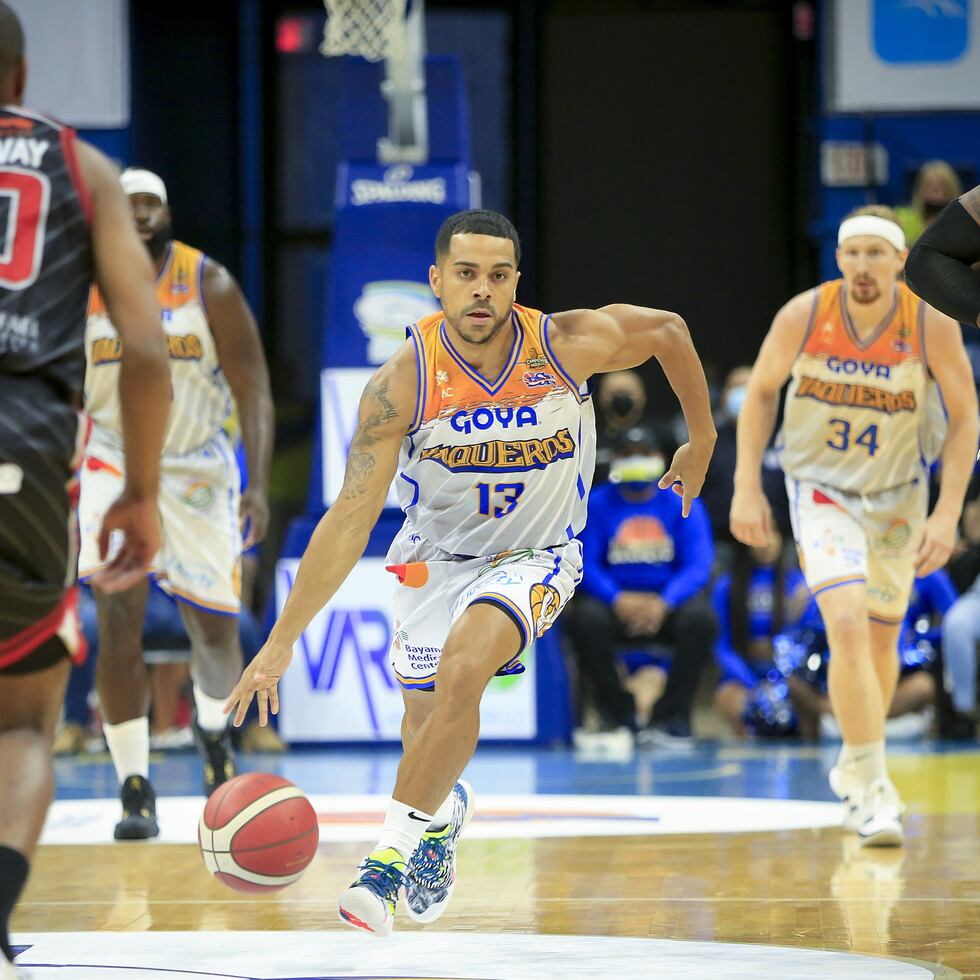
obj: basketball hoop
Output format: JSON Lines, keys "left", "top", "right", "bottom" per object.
{"left": 320, "top": 0, "right": 428, "bottom": 164}
{"left": 320, "top": 0, "right": 408, "bottom": 63}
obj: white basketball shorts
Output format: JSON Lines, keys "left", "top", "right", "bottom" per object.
{"left": 78, "top": 428, "right": 242, "bottom": 614}
{"left": 786, "top": 475, "right": 927, "bottom": 625}
{"left": 385, "top": 537, "right": 582, "bottom": 691}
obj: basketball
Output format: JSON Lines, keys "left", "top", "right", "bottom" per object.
{"left": 198, "top": 773, "right": 319, "bottom": 893}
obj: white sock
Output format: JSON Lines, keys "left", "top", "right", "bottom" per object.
{"left": 841, "top": 739, "right": 887, "bottom": 788}
{"left": 103, "top": 717, "right": 149, "bottom": 783}
{"left": 427, "top": 788, "right": 456, "bottom": 832}
{"left": 193, "top": 683, "right": 230, "bottom": 733}
{"left": 376, "top": 798, "right": 433, "bottom": 860}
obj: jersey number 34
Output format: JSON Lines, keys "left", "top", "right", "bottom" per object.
{"left": 826, "top": 418, "right": 880, "bottom": 457}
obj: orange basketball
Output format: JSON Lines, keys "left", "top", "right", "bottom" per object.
{"left": 198, "top": 773, "right": 319, "bottom": 893}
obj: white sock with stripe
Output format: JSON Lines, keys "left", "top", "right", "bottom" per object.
{"left": 376, "top": 798, "right": 433, "bottom": 861}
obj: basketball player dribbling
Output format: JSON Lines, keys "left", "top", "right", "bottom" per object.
{"left": 731, "top": 206, "right": 979, "bottom": 847}
{"left": 225, "top": 209, "right": 718, "bottom": 935}
{"left": 0, "top": 5, "right": 171, "bottom": 977}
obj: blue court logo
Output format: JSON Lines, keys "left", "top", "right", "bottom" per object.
{"left": 873, "top": 0, "right": 970, "bottom": 64}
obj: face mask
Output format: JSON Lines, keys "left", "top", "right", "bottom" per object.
{"left": 610, "top": 393, "right": 636, "bottom": 417}
{"left": 610, "top": 453, "right": 665, "bottom": 486}
{"left": 724, "top": 385, "right": 747, "bottom": 419}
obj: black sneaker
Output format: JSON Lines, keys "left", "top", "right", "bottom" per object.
{"left": 192, "top": 715, "right": 236, "bottom": 795}
{"left": 944, "top": 710, "right": 977, "bottom": 743}
{"left": 113, "top": 775, "right": 160, "bottom": 840}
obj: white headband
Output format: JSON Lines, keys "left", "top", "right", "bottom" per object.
{"left": 120, "top": 168, "right": 168, "bottom": 205}
{"left": 837, "top": 215, "right": 905, "bottom": 252}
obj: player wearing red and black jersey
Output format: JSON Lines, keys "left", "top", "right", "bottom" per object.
{"left": 0, "top": 4, "right": 170, "bottom": 975}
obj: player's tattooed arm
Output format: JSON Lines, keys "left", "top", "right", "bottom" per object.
{"left": 256, "top": 344, "right": 416, "bottom": 655}
{"left": 338, "top": 375, "right": 403, "bottom": 506}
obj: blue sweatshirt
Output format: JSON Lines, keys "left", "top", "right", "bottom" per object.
{"left": 580, "top": 482, "right": 713, "bottom": 609}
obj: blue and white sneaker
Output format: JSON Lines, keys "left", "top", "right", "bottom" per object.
{"left": 405, "top": 779, "right": 475, "bottom": 923}
{"left": 338, "top": 847, "right": 407, "bottom": 937}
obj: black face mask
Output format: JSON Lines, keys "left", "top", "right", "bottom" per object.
{"left": 922, "top": 201, "right": 947, "bottom": 219}
{"left": 610, "top": 393, "right": 635, "bottom": 417}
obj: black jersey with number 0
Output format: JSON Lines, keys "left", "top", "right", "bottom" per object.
{"left": 0, "top": 105, "right": 93, "bottom": 398}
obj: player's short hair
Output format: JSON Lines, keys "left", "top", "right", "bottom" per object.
{"left": 0, "top": 2, "right": 23, "bottom": 75}
{"left": 435, "top": 210, "right": 521, "bottom": 266}
{"left": 843, "top": 204, "right": 902, "bottom": 227}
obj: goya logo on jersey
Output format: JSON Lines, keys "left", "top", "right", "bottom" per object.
{"left": 90, "top": 334, "right": 204, "bottom": 366}
{"left": 449, "top": 405, "right": 538, "bottom": 434}
{"left": 420, "top": 428, "right": 576, "bottom": 473}
{"left": 796, "top": 375, "right": 916, "bottom": 414}
{"left": 825, "top": 357, "right": 891, "bottom": 379}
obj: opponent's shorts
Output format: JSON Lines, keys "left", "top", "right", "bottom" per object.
{"left": 0, "top": 374, "right": 87, "bottom": 673}
{"left": 385, "top": 535, "right": 583, "bottom": 691}
{"left": 79, "top": 429, "right": 242, "bottom": 615}
{"left": 786, "top": 475, "right": 926, "bottom": 624}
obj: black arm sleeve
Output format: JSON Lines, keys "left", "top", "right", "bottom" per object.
{"left": 904, "top": 199, "right": 980, "bottom": 327}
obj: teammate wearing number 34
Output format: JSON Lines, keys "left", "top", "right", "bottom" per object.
{"left": 731, "top": 205, "right": 979, "bottom": 848}
{"left": 225, "top": 210, "right": 717, "bottom": 936}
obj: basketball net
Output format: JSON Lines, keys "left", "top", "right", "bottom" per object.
{"left": 320, "top": 0, "right": 408, "bottom": 63}
{"left": 320, "top": 0, "right": 428, "bottom": 164}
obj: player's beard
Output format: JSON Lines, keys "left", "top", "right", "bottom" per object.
{"left": 849, "top": 281, "right": 881, "bottom": 305}
{"left": 143, "top": 222, "right": 173, "bottom": 262}
{"left": 448, "top": 303, "right": 513, "bottom": 345}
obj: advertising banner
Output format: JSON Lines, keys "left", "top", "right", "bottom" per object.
{"left": 830, "top": 0, "right": 980, "bottom": 111}
{"left": 275, "top": 557, "right": 537, "bottom": 742}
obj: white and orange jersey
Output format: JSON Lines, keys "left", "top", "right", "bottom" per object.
{"left": 777, "top": 280, "right": 945, "bottom": 494}
{"left": 84, "top": 241, "right": 232, "bottom": 456}
{"left": 391, "top": 303, "right": 596, "bottom": 558}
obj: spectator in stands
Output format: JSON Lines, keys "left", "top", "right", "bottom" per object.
{"left": 593, "top": 369, "right": 649, "bottom": 484}
{"left": 712, "top": 530, "right": 811, "bottom": 736}
{"left": 700, "top": 365, "right": 789, "bottom": 545}
{"left": 895, "top": 160, "right": 963, "bottom": 247}
{"left": 565, "top": 426, "right": 716, "bottom": 744}
{"left": 789, "top": 571, "right": 952, "bottom": 741}
{"left": 940, "top": 493, "right": 980, "bottom": 741}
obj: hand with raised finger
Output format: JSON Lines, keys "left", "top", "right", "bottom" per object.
{"left": 658, "top": 441, "right": 713, "bottom": 518}
{"left": 730, "top": 484, "right": 773, "bottom": 548}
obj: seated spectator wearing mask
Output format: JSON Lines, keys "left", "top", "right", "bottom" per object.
{"left": 700, "top": 366, "right": 789, "bottom": 544}
{"left": 593, "top": 370, "right": 648, "bottom": 484}
{"left": 564, "top": 426, "right": 716, "bottom": 743}
{"left": 895, "top": 160, "right": 963, "bottom": 247}
{"left": 713, "top": 529, "right": 811, "bottom": 736}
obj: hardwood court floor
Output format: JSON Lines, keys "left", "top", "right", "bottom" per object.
{"left": 14, "top": 743, "right": 980, "bottom": 977}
